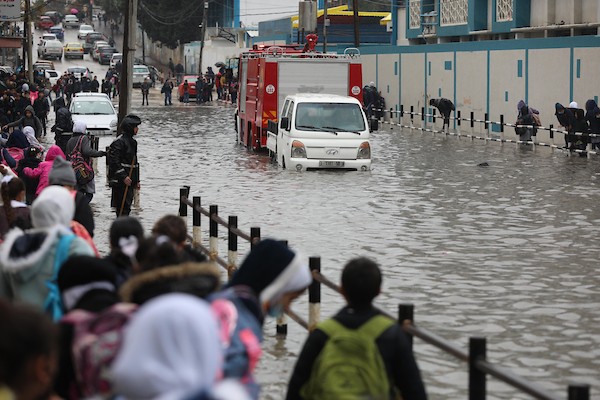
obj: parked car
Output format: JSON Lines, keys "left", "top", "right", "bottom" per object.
{"left": 44, "top": 69, "right": 61, "bottom": 86}
{"left": 63, "top": 14, "right": 80, "bottom": 29}
{"left": 132, "top": 65, "right": 151, "bottom": 88}
{"left": 83, "top": 32, "right": 106, "bottom": 54}
{"left": 66, "top": 66, "right": 92, "bottom": 80}
{"left": 64, "top": 42, "right": 84, "bottom": 59}
{"left": 77, "top": 24, "right": 94, "bottom": 39}
{"left": 177, "top": 75, "right": 199, "bottom": 101}
{"left": 91, "top": 40, "right": 108, "bottom": 61}
{"left": 37, "top": 39, "right": 63, "bottom": 60}
{"left": 70, "top": 93, "right": 118, "bottom": 135}
{"left": 44, "top": 11, "right": 63, "bottom": 25}
{"left": 0, "top": 66, "right": 14, "bottom": 75}
{"left": 110, "top": 53, "right": 122, "bottom": 68}
{"left": 35, "top": 16, "right": 54, "bottom": 30}
{"left": 49, "top": 26, "right": 64, "bottom": 41}
{"left": 98, "top": 47, "right": 118, "bottom": 65}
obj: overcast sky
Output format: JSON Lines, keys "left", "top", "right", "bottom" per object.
{"left": 240, "top": 0, "right": 300, "bottom": 26}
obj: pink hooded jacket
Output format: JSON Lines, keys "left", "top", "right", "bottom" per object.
{"left": 23, "top": 145, "right": 66, "bottom": 196}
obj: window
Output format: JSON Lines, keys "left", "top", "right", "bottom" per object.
{"left": 496, "top": 0, "right": 513, "bottom": 22}
{"left": 440, "top": 0, "right": 468, "bottom": 26}
{"left": 72, "top": 100, "right": 114, "bottom": 115}
{"left": 295, "top": 103, "right": 366, "bottom": 132}
{"left": 409, "top": 0, "right": 421, "bottom": 29}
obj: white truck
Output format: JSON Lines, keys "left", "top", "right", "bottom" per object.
{"left": 266, "top": 94, "right": 377, "bottom": 171}
{"left": 37, "top": 40, "right": 63, "bottom": 60}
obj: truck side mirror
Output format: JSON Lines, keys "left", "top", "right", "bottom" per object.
{"left": 369, "top": 118, "right": 379, "bottom": 132}
{"left": 281, "top": 117, "right": 290, "bottom": 131}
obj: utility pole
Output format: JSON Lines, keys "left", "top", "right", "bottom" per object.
{"left": 323, "top": 0, "right": 328, "bottom": 53}
{"left": 117, "top": 0, "right": 137, "bottom": 130}
{"left": 141, "top": 28, "right": 145, "bottom": 64}
{"left": 198, "top": 1, "right": 208, "bottom": 76}
{"left": 352, "top": 0, "right": 360, "bottom": 47}
{"left": 24, "top": 0, "right": 33, "bottom": 82}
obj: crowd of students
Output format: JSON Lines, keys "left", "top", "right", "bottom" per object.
{"left": 0, "top": 165, "right": 429, "bottom": 400}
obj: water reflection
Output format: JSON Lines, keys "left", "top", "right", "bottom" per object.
{"left": 89, "top": 103, "right": 599, "bottom": 399}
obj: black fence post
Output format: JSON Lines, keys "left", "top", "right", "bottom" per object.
{"left": 227, "top": 215, "right": 238, "bottom": 279}
{"left": 484, "top": 113, "right": 489, "bottom": 130}
{"left": 421, "top": 107, "right": 425, "bottom": 121}
{"left": 432, "top": 108, "right": 436, "bottom": 124}
{"left": 469, "top": 337, "right": 487, "bottom": 400}
{"left": 400, "top": 104, "right": 404, "bottom": 117}
{"left": 410, "top": 105, "right": 414, "bottom": 122}
{"left": 470, "top": 112, "right": 475, "bottom": 128}
{"left": 500, "top": 115, "right": 504, "bottom": 133}
{"left": 549, "top": 124, "right": 554, "bottom": 139}
{"left": 308, "top": 257, "right": 321, "bottom": 330}
{"left": 398, "top": 304, "right": 414, "bottom": 350}
{"left": 179, "top": 187, "right": 189, "bottom": 224}
{"left": 457, "top": 110, "right": 461, "bottom": 126}
{"left": 209, "top": 205, "right": 218, "bottom": 260}
{"left": 192, "top": 196, "right": 201, "bottom": 247}
{"left": 568, "top": 383, "right": 590, "bottom": 400}
{"left": 250, "top": 227, "right": 261, "bottom": 249}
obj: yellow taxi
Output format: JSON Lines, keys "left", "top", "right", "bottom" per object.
{"left": 64, "top": 42, "right": 84, "bottom": 59}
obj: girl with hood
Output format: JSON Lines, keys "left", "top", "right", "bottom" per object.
{"left": 2, "top": 105, "right": 43, "bottom": 138}
{"left": 23, "top": 145, "right": 66, "bottom": 197}
{"left": 15, "top": 146, "right": 42, "bottom": 204}
{"left": 111, "top": 294, "right": 223, "bottom": 400}
{"left": 5, "top": 128, "right": 29, "bottom": 166}
{"left": 22, "top": 126, "right": 43, "bottom": 151}
{"left": 515, "top": 102, "right": 537, "bottom": 143}
{"left": 585, "top": 99, "right": 600, "bottom": 150}
{"left": 0, "top": 186, "right": 94, "bottom": 311}
{"left": 210, "top": 239, "right": 312, "bottom": 399}
{"left": 555, "top": 103, "right": 575, "bottom": 148}
{"left": 0, "top": 175, "right": 31, "bottom": 239}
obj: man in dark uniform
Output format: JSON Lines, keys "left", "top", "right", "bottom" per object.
{"left": 108, "top": 114, "right": 141, "bottom": 217}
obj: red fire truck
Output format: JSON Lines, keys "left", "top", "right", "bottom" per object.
{"left": 236, "top": 37, "right": 364, "bottom": 150}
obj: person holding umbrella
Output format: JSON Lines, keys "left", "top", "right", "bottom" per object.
{"left": 107, "top": 115, "right": 141, "bottom": 217}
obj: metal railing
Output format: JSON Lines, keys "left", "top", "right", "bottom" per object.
{"left": 177, "top": 186, "right": 591, "bottom": 400}
{"left": 374, "top": 106, "right": 600, "bottom": 158}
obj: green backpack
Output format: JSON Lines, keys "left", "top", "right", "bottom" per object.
{"left": 300, "top": 315, "right": 395, "bottom": 400}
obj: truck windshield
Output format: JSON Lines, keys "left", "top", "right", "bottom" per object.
{"left": 295, "top": 103, "right": 365, "bottom": 132}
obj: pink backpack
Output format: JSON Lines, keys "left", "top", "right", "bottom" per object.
{"left": 61, "top": 303, "right": 137, "bottom": 399}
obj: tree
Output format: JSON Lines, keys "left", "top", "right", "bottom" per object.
{"left": 137, "top": 0, "right": 204, "bottom": 49}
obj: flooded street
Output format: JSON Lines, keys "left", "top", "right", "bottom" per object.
{"left": 86, "top": 99, "right": 600, "bottom": 399}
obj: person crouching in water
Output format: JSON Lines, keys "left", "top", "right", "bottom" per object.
{"left": 429, "top": 98, "right": 455, "bottom": 132}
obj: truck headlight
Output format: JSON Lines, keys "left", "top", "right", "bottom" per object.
{"left": 291, "top": 140, "right": 307, "bottom": 158}
{"left": 357, "top": 141, "right": 370, "bottom": 159}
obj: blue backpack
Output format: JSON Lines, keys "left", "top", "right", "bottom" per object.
{"left": 43, "top": 234, "right": 75, "bottom": 321}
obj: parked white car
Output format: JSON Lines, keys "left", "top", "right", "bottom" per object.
{"left": 70, "top": 93, "right": 118, "bottom": 135}
{"left": 44, "top": 69, "right": 61, "bottom": 86}
{"left": 132, "top": 65, "right": 150, "bottom": 87}
{"left": 77, "top": 24, "right": 94, "bottom": 39}
{"left": 266, "top": 94, "right": 375, "bottom": 171}
{"left": 66, "top": 66, "right": 92, "bottom": 80}
{"left": 110, "top": 53, "right": 122, "bottom": 68}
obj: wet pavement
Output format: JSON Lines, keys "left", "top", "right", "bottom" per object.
{"left": 35, "top": 22, "right": 600, "bottom": 400}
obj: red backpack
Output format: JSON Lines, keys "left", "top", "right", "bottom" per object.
{"left": 61, "top": 303, "right": 137, "bottom": 399}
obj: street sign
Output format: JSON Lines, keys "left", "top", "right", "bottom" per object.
{"left": 0, "top": 0, "right": 20, "bottom": 21}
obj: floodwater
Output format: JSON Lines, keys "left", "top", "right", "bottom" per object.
{"left": 86, "top": 98, "right": 600, "bottom": 399}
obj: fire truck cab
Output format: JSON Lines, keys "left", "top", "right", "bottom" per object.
{"left": 236, "top": 43, "right": 364, "bottom": 151}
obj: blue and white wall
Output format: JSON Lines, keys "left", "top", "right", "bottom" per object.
{"left": 361, "top": 36, "right": 600, "bottom": 138}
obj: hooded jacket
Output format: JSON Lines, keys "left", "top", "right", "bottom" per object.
{"left": 23, "top": 145, "right": 66, "bottom": 196}
{"left": 555, "top": 103, "right": 575, "bottom": 130}
{"left": 585, "top": 99, "right": 600, "bottom": 140}
{"left": 7, "top": 105, "right": 43, "bottom": 138}
{"left": 65, "top": 122, "right": 105, "bottom": 194}
{"left": 0, "top": 186, "right": 94, "bottom": 310}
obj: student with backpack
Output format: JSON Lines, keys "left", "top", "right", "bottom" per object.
{"left": 0, "top": 186, "right": 95, "bottom": 317}
{"left": 210, "top": 239, "right": 312, "bottom": 399}
{"left": 287, "top": 257, "right": 427, "bottom": 400}
{"left": 65, "top": 121, "right": 106, "bottom": 203}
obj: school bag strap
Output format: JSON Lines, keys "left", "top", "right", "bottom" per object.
{"left": 44, "top": 233, "right": 75, "bottom": 322}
